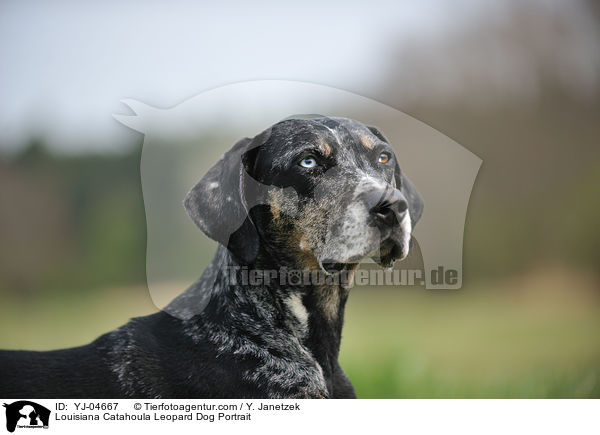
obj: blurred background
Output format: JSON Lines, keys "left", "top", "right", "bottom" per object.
{"left": 1, "top": 0, "right": 599, "bottom": 398}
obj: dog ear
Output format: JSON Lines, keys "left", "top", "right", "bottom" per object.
{"left": 184, "top": 136, "right": 262, "bottom": 264}
{"left": 367, "top": 125, "right": 424, "bottom": 228}
{"left": 399, "top": 172, "right": 423, "bottom": 228}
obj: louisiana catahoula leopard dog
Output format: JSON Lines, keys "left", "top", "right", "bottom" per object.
{"left": 0, "top": 116, "right": 423, "bottom": 399}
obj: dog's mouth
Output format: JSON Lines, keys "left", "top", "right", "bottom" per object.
{"left": 319, "top": 254, "right": 363, "bottom": 274}
{"left": 320, "top": 261, "right": 349, "bottom": 274}
{"left": 319, "top": 238, "right": 404, "bottom": 274}
{"left": 370, "top": 238, "right": 404, "bottom": 269}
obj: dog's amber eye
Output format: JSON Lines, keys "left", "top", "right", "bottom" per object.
{"left": 378, "top": 152, "right": 390, "bottom": 164}
{"left": 299, "top": 156, "right": 318, "bottom": 168}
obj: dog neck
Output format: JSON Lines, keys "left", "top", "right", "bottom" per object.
{"left": 171, "top": 245, "right": 352, "bottom": 377}
{"left": 253, "top": 246, "right": 353, "bottom": 365}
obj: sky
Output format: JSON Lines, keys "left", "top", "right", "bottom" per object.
{"left": 0, "top": 0, "right": 597, "bottom": 153}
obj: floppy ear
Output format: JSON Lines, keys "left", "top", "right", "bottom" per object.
{"left": 184, "top": 137, "right": 260, "bottom": 264}
{"left": 399, "top": 172, "right": 424, "bottom": 228}
{"left": 368, "top": 125, "right": 424, "bottom": 228}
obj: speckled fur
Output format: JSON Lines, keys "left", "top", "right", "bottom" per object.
{"left": 0, "top": 116, "right": 423, "bottom": 399}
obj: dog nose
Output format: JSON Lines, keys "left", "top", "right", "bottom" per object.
{"left": 365, "top": 188, "right": 408, "bottom": 227}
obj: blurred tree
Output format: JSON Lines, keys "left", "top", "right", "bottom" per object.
{"left": 0, "top": 140, "right": 146, "bottom": 296}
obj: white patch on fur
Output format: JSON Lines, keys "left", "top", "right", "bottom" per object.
{"left": 286, "top": 293, "right": 309, "bottom": 333}
{"left": 399, "top": 210, "right": 412, "bottom": 259}
{"left": 208, "top": 181, "right": 219, "bottom": 189}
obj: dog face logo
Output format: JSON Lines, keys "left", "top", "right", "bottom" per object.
{"left": 3, "top": 401, "right": 50, "bottom": 433}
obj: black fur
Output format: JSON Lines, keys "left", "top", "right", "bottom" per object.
{"left": 0, "top": 116, "right": 422, "bottom": 398}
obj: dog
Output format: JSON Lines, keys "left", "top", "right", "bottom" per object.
{"left": 0, "top": 116, "right": 423, "bottom": 398}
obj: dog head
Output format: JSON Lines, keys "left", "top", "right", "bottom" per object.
{"left": 185, "top": 116, "right": 423, "bottom": 272}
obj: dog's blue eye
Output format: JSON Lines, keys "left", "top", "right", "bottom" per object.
{"left": 378, "top": 152, "right": 391, "bottom": 164}
{"left": 299, "top": 157, "right": 318, "bottom": 168}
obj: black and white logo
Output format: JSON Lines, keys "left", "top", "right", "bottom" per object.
{"left": 3, "top": 401, "right": 50, "bottom": 433}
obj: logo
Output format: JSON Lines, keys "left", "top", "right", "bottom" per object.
{"left": 3, "top": 402, "right": 50, "bottom": 433}
{"left": 114, "top": 81, "right": 482, "bottom": 318}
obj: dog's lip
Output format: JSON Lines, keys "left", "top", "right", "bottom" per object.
{"left": 318, "top": 232, "right": 407, "bottom": 273}
{"left": 318, "top": 248, "right": 368, "bottom": 274}
{"left": 379, "top": 238, "right": 398, "bottom": 254}
{"left": 320, "top": 262, "right": 346, "bottom": 274}
{"left": 319, "top": 255, "right": 362, "bottom": 274}
{"left": 370, "top": 238, "right": 403, "bottom": 267}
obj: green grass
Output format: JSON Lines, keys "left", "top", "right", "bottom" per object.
{"left": 340, "top": 268, "right": 600, "bottom": 398}
{"left": 1, "top": 267, "right": 599, "bottom": 398}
